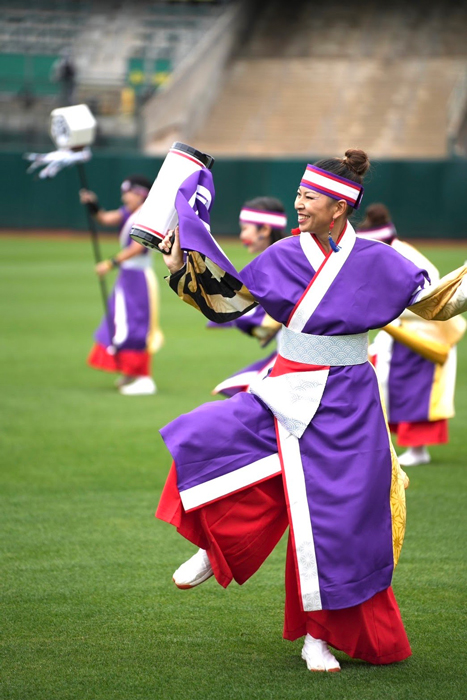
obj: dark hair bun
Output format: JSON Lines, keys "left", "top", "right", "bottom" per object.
{"left": 343, "top": 149, "right": 370, "bottom": 177}
{"left": 364, "top": 203, "right": 391, "bottom": 227}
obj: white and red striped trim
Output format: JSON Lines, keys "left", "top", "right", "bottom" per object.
{"left": 212, "top": 355, "right": 277, "bottom": 395}
{"left": 179, "top": 453, "right": 282, "bottom": 512}
{"left": 240, "top": 208, "right": 287, "bottom": 230}
{"left": 170, "top": 146, "right": 206, "bottom": 168}
{"left": 287, "top": 222, "right": 356, "bottom": 332}
{"left": 301, "top": 165, "right": 364, "bottom": 209}
{"left": 132, "top": 222, "right": 164, "bottom": 240}
{"left": 357, "top": 223, "right": 397, "bottom": 242}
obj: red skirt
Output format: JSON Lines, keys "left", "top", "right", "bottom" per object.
{"left": 157, "top": 464, "right": 411, "bottom": 664}
{"left": 88, "top": 343, "right": 151, "bottom": 377}
{"left": 389, "top": 419, "right": 448, "bottom": 447}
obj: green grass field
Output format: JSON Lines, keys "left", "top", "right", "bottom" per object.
{"left": 1, "top": 235, "right": 466, "bottom": 700}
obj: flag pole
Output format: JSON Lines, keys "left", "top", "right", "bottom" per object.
{"left": 76, "top": 161, "right": 116, "bottom": 354}
{"left": 25, "top": 104, "right": 117, "bottom": 355}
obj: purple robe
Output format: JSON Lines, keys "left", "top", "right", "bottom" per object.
{"left": 159, "top": 170, "right": 429, "bottom": 611}
{"left": 94, "top": 207, "right": 155, "bottom": 354}
{"left": 388, "top": 343, "right": 436, "bottom": 422}
{"left": 369, "top": 239, "right": 459, "bottom": 425}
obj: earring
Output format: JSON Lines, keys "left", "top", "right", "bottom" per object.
{"left": 328, "top": 219, "right": 341, "bottom": 253}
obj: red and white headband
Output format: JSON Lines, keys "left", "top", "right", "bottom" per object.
{"left": 239, "top": 208, "right": 287, "bottom": 229}
{"left": 357, "top": 223, "right": 397, "bottom": 243}
{"left": 300, "top": 165, "right": 364, "bottom": 209}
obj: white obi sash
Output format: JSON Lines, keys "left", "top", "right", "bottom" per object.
{"left": 249, "top": 327, "right": 368, "bottom": 438}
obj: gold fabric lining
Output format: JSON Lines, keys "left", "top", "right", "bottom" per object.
{"left": 409, "top": 265, "right": 467, "bottom": 320}
{"left": 145, "top": 267, "right": 164, "bottom": 354}
{"left": 251, "top": 314, "right": 282, "bottom": 347}
{"left": 171, "top": 251, "right": 257, "bottom": 320}
{"left": 382, "top": 322, "right": 450, "bottom": 364}
{"left": 370, "top": 363, "right": 408, "bottom": 568}
{"left": 428, "top": 351, "right": 457, "bottom": 421}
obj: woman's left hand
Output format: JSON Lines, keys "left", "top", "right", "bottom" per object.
{"left": 95, "top": 260, "right": 113, "bottom": 277}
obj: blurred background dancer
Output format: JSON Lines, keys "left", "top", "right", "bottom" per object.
{"left": 210, "top": 196, "right": 287, "bottom": 397}
{"left": 358, "top": 204, "right": 466, "bottom": 466}
{"left": 80, "top": 175, "right": 163, "bottom": 395}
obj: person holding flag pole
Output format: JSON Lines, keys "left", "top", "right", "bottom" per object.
{"left": 24, "top": 104, "right": 115, "bottom": 362}
{"left": 80, "top": 174, "right": 163, "bottom": 395}
{"left": 25, "top": 104, "right": 163, "bottom": 395}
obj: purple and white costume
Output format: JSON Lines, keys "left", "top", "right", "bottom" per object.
{"left": 367, "top": 237, "right": 465, "bottom": 434}
{"left": 156, "top": 169, "right": 442, "bottom": 612}
{"left": 88, "top": 206, "right": 163, "bottom": 377}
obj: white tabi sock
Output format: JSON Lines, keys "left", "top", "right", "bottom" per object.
{"left": 172, "top": 548, "right": 213, "bottom": 589}
{"left": 301, "top": 633, "right": 341, "bottom": 672}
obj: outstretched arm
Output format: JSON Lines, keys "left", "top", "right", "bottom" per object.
{"left": 95, "top": 240, "right": 147, "bottom": 277}
{"left": 159, "top": 227, "right": 257, "bottom": 323}
{"left": 79, "top": 189, "right": 123, "bottom": 227}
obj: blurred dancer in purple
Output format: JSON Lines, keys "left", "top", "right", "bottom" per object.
{"left": 358, "top": 204, "right": 466, "bottom": 466}
{"left": 210, "top": 196, "right": 286, "bottom": 397}
{"left": 80, "top": 175, "right": 163, "bottom": 395}
{"left": 155, "top": 149, "right": 466, "bottom": 672}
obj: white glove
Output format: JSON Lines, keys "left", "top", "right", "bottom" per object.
{"left": 24, "top": 146, "right": 92, "bottom": 178}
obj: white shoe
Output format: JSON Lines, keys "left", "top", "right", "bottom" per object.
{"left": 173, "top": 548, "right": 213, "bottom": 589}
{"left": 119, "top": 376, "right": 157, "bottom": 396}
{"left": 301, "top": 634, "right": 341, "bottom": 672}
{"left": 398, "top": 446, "right": 431, "bottom": 467}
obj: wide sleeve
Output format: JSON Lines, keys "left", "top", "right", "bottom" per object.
{"left": 408, "top": 265, "right": 467, "bottom": 321}
{"left": 164, "top": 168, "right": 257, "bottom": 322}
{"left": 167, "top": 251, "right": 257, "bottom": 323}
{"left": 232, "top": 306, "right": 281, "bottom": 346}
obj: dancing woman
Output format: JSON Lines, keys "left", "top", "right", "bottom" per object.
{"left": 155, "top": 149, "right": 466, "bottom": 671}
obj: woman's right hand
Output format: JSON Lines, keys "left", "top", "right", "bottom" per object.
{"left": 159, "top": 226, "right": 184, "bottom": 274}
{"left": 79, "top": 189, "right": 97, "bottom": 204}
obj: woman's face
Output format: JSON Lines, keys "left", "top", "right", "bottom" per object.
{"left": 294, "top": 186, "right": 337, "bottom": 235}
{"left": 239, "top": 222, "right": 271, "bottom": 254}
{"left": 121, "top": 189, "right": 145, "bottom": 213}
